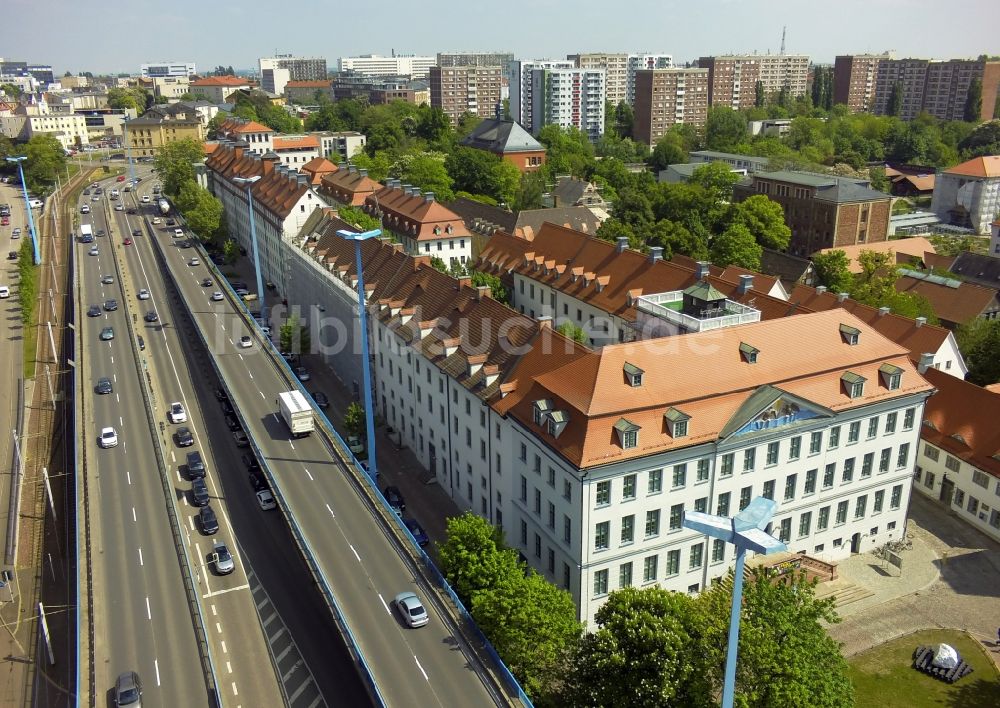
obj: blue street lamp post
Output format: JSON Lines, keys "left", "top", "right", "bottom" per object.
{"left": 683, "top": 497, "right": 787, "bottom": 708}
{"left": 232, "top": 176, "right": 266, "bottom": 323}
{"left": 336, "top": 228, "right": 381, "bottom": 483}
{"left": 6, "top": 156, "right": 41, "bottom": 265}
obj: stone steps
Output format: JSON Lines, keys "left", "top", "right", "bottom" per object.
{"left": 816, "top": 582, "right": 875, "bottom": 608}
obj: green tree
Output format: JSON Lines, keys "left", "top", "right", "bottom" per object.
{"left": 958, "top": 119, "right": 1000, "bottom": 158}
{"left": 336, "top": 205, "right": 382, "bottom": 232}
{"left": 346, "top": 151, "right": 393, "bottom": 182}
{"left": 343, "top": 402, "right": 365, "bottom": 438}
{"left": 710, "top": 223, "right": 762, "bottom": 270}
{"left": 429, "top": 256, "right": 447, "bottom": 272}
{"left": 152, "top": 138, "right": 204, "bottom": 196}
{"left": 648, "top": 219, "right": 709, "bottom": 260}
{"left": 811, "top": 249, "right": 854, "bottom": 293}
{"left": 20, "top": 134, "right": 67, "bottom": 193}
{"left": 614, "top": 101, "right": 634, "bottom": 139}
{"left": 206, "top": 112, "right": 228, "bottom": 140}
{"left": 512, "top": 170, "right": 546, "bottom": 211}
{"left": 222, "top": 239, "right": 239, "bottom": 265}
{"left": 688, "top": 161, "right": 740, "bottom": 204}
{"left": 537, "top": 124, "right": 595, "bottom": 177}
{"left": 730, "top": 194, "right": 791, "bottom": 250}
{"left": 868, "top": 165, "right": 890, "bottom": 193}
{"left": 416, "top": 106, "right": 452, "bottom": 142}
{"left": 567, "top": 587, "right": 713, "bottom": 707}
{"left": 649, "top": 133, "right": 688, "bottom": 173}
{"left": 964, "top": 77, "right": 983, "bottom": 123}
{"left": 180, "top": 183, "right": 224, "bottom": 239}
{"left": 849, "top": 249, "right": 937, "bottom": 321}
{"left": 696, "top": 569, "right": 854, "bottom": 708}
{"left": 279, "top": 314, "right": 310, "bottom": 353}
{"left": 755, "top": 80, "right": 765, "bottom": 108}
{"left": 957, "top": 319, "right": 1000, "bottom": 385}
{"left": 438, "top": 512, "right": 514, "bottom": 603}
{"left": 469, "top": 270, "right": 509, "bottom": 305}
{"left": 107, "top": 87, "right": 145, "bottom": 112}
{"left": 16, "top": 238, "right": 37, "bottom": 325}
{"left": 444, "top": 146, "right": 517, "bottom": 203}
{"left": 1, "top": 83, "right": 22, "bottom": 98}
{"left": 705, "top": 107, "right": 748, "bottom": 151}
{"left": 400, "top": 153, "right": 454, "bottom": 201}
{"left": 887, "top": 81, "right": 903, "bottom": 117}
{"left": 556, "top": 320, "right": 589, "bottom": 345}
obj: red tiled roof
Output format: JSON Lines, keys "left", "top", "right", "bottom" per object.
{"left": 203, "top": 142, "right": 220, "bottom": 155}
{"left": 319, "top": 167, "right": 380, "bottom": 207}
{"left": 191, "top": 75, "right": 249, "bottom": 87}
{"left": 300, "top": 157, "right": 338, "bottom": 185}
{"left": 205, "top": 142, "right": 312, "bottom": 220}
{"left": 365, "top": 186, "right": 471, "bottom": 242}
{"left": 219, "top": 117, "right": 273, "bottom": 135}
{"left": 893, "top": 274, "right": 997, "bottom": 326}
{"left": 943, "top": 156, "right": 1000, "bottom": 178}
{"left": 273, "top": 135, "right": 320, "bottom": 150}
{"left": 922, "top": 368, "right": 1000, "bottom": 479}
{"left": 285, "top": 80, "right": 331, "bottom": 89}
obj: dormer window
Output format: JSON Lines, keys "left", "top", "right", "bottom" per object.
{"left": 879, "top": 363, "right": 903, "bottom": 390}
{"left": 664, "top": 407, "right": 690, "bottom": 438}
{"left": 613, "top": 418, "right": 640, "bottom": 450}
{"left": 433, "top": 226, "right": 441, "bottom": 235}
{"left": 547, "top": 410, "right": 569, "bottom": 439}
{"left": 446, "top": 224, "right": 454, "bottom": 234}
{"left": 739, "top": 342, "right": 759, "bottom": 364}
{"left": 532, "top": 399, "right": 553, "bottom": 426}
{"left": 623, "top": 362, "right": 644, "bottom": 387}
{"left": 841, "top": 371, "right": 866, "bottom": 399}
{"left": 839, "top": 324, "right": 860, "bottom": 345}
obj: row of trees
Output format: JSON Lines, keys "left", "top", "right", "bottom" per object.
{"left": 152, "top": 138, "right": 225, "bottom": 243}
{"left": 438, "top": 513, "right": 854, "bottom": 706}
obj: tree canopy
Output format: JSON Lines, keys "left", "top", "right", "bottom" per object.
{"left": 956, "top": 319, "right": 1000, "bottom": 385}
{"left": 152, "top": 138, "right": 205, "bottom": 196}
{"left": 811, "top": 249, "right": 854, "bottom": 293}
{"left": 19, "top": 134, "right": 68, "bottom": 194}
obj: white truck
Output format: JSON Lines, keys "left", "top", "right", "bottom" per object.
{"left": 158, "top": 199, "right": 170, "bottom": 215}
{"left": 278, "top": 390, "right": 314, "bottom": 438}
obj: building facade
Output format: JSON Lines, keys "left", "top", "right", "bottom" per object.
{"left": 872, "top": 58, "right": 1000, "bottom": 121}
{"left": 569, "top": 53, "right": 629, "bottom": 106}
{"left": 525, "top": 66, "right": 606, "bottom": 140}
{"left": 698, "top": 54, "right": 809, "bottom": 109}
{"left": 626, "top": 53, "right": 675, "bottom": 104}
{"left": 124, "top": 111, "right": 203, "bottom": 157}
{"left": 437, "top": 52, "right": 514, "bottom": 76}
{"left": 337, "top": 55, "right": 436, "bottom": 80}
{"left": 285, "top": 80, "right": 332, "bottom": 103}
{"left": 632, "top": 68, "right": 709, "bottom": 144}
{"left": 509, "top": 60, "right": 576, "bottom": 131}
{"left": 833, "top": 54, "right": 889, "bottom": 113}
{"left": 430, "top": 65, "right": 505, "bottom": 123}
{"left": 310, "top": 131, "right": 367, "bottom": 161}
{"left": 261, "top": 68, "right": 291, "bottom": 97}
{"left": 459, "top": 118, "right": 547, "bottom": 173}
{"left": 188, "top": 75, "right": 251, "bottom": 103}
{"left": 151, "top": 76, "right": 191, "bottom": 99}
{"left": 259, "top": 55, "right": 327, "bottom": 82}
{"left": 0, "top": 110, "right": 90, "bottom": 148}
{"left": 930, "top": 156, "right": 1000, "bottom": 235}
{"left": 140, "top": 62, "right": 196, "bottom": 78}
{"left": 216, "top": 117, "right": 274, "bottom": 155}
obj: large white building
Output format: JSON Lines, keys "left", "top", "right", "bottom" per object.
{"left": 509, "top": 60, "right": 575, "bottom": 130}
{"left": 511, "top": 62, "right": 606, "bottom": 140}
{"left": 626, "top": 53, "right": 675, "bottom": 104}
{"left": 140, "top": 62, "right": 196, "bottom": 78}
{"left": 931, "top": 156, "right": 1000, "bottom": 235}
{"left": 338, "top": 55, "right": 436, "bottom": 80}
{"left": 0, "top": 98, "right": 90, "bottom": 149}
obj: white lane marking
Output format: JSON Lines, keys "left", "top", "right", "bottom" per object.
{"left": 303, "top": 467, "right": 313, "bottom": 481}
{"left": 154, "top": 659, "right": 160, "bottom": 686}
{"left": 349, "top": 544, "right": 361, "bottom": 563}
{"left": 115, "top": 393, "right": 120, "bottom": 403}
{"left": 247, "top": 371, "right": 253, "bottom": 380}
{"left": 138, "top": 548, "right": 144, "bottom": 566}
{"left": 259, "top": 391, "right": 265, "bottom": 400}
{"left": 110, "top": 355, "right": 114, "bottom": 364}
{"left": 170, "top": 451, "right": 175, "bottom": 462}
{"left": 187, "top": 516, "right": 195, "bottom": 531}
{"left": 211, "top": 604, "right": 217, "bottom": 617}
{"left": 288, "top": 441, "right": 295, "bottom": 450}
{"left": 131, "top": 507, "right": 136, "bottom": 523}
{"left": 145, "top": 596, "right": 152, "bottom": 620}
{"left": 122, "top": 443, "right": 127, "bottom": 455}
{"left": 226, "top": 661, "right": 232, "bottom": 674}
{"left": 238, "top": 354, "right": 244, "bottom": 361}
{"left": 325, "top": 503, "right": 334, "bottom": 519}
{"left": 378, "top": 593, "right": 390, "bottom": 615}
{"left": 113, "top": 374, "right": 117, "bottom": 383}
{"left": 202, "top": 583, "right": 250, "bottom": 599}
{"left": 414, "top": 656, "right": 429, "bottom": 682}
{"left": 272, "top": 413, "right": 280, "bottom": 424}
{"left": 221, "top": 640, "right": 228, "bottom": 654}
{"left": 232, "top": 683, "right": 238, "bottom": 696}
{"left": 216, "top": 622, "right": 222, "bottom": 634}
{"left": 119, "top": 416, "right": 123, "bottom": 426}
{"left": 228, "top": 338, "right": 234, "bottom": 347}
{"left": 126, "top": 471, "right": 132, "bottom": 485}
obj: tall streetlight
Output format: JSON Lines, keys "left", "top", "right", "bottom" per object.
{"left": 6, "top": 156, "right": 41, "bottom": 264}
{"left": 232, "top": 175, "right": 266, "bottom": 322}
{"left": 336, "top": 227, "right": 381, "bottom": 483}
{"left": 683, "top": 497, "right": 787, "bottom": 708}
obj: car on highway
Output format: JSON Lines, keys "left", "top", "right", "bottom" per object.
{"left": 151, "top": 217, "right": 161, "bottom": 225}
{"left": 12, "top": 227, "right": 21, "bottom": 237}
{"left": 96, "top": 377, "right": 113, "bottom": 395}
{"left": 99, "top": 327, "right": 114, "bottom": 341}
{"left": 80, "top": 204, "right": 90, "bottom": 214}
{"left": 311, "top": 391, "right": 329, "bottom": 409}
{"left": 211, "top": 291, "right": 223, "bottom": 301}
{"left": 0, "top": 285, "right": 8, "bottom": 299}
{"left": 7, "top": 251, "right": 16, "bottom": 260}
{"left": 186, "top": 451, "right": 205, "bottom": 478}
{"left": 116, "top": 174, "right": 126, "bottom": 182}
{"left": 383, "top": 486, "right": 405, "bottom": 516}
{"left": 168, "top": 402, "right": 187, "bottom": 423}
{"left": 212, "top": 542, "right": 235, "bottom": 575}
{"left": 256, "top": 489, "right": 276, "bottom": 510}
{"left": 175, "top": 426, "right": 194, "bottom": 447}
{"left": 123, "top": 237, "right": 132, "bottom": 246}
{"left": 239, "top": 335, "right": 252, "bottom": 348}
{"left": 198, "top": 505, "right": 219, "bottom": 535}
{"left": 141, "top": 195, "right": 150, "bottom": 203}
{"left": 137, "top": 289, "right": 150, "bottom": 300}
{"left": 166, "top": 218, "right": 176, "bottom": 226}
{"left": 104, "top": 299, "right": 118, "bottom": 312}
{"left": 188, "top": 257, "right": 200, "bottom": 266}
{"left": 249, "top": 470, "right": 269, "bottom": 492}
{"left": 98, "top": 426, "right": 118, "bottom": 448}
{"left": 190, "top": 478, "right": 210, "bottom": 507}
{"left": 137, "top": 335, "right": 145, "bottom": 351}
{"left": 132, "top": 228, "right": 142, "bottom": 237}
{"left": 83, "top": 188, "right": 90, "bottom": 195}
{"left": 233, "top": 430, "right": 250, "bottom": 447}
{"left": 294, "top": 366, "right": 311, "bottom": 381}
{"left": 87, "top": 305, "right": 101, "bottom": 317}
{"left": 201, "top": 277, "right": 213, "bottom": 287}
{"left": 90, "top": 195, "right": 100, "bottom": 203}
{"left": 127, "top": 207, "right": 137, "bottom": 215}
{"left": 403, "top": 518, "right": 429, "bottom": 547}
{"left": 113, "top": 670, "right": 142, "bottom": 707}
{"left": 0, "top": 216, "right": 7, "bottom": 225}
{"left": 80, "top": 233, "right": 94, "bottom": 244}
{"left": 88, "top": 246, "right": 99, "bottom": 256}
{"left": 96, "top": 229, "right": 106, "bottom": 237}
{"left": 143, "top": 311, "right": 158, "bottom": 322}
{"left": 394, "top": 591, "right": 429, "bottom": 628}
{"left": 101, "top": 275, "right": 114, "bottom": 284}
{"left": 178, "top": 240, "right": 192, "bottom": 249}
{"left": 114, "top": 204, "right": 124, "bottom": 211}
{"left": 173, "top": 228, "right": 183, "bottom": 237}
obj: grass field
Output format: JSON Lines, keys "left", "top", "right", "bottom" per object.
{"left": 848, "top": 629, "right": 1000, "bottom": 708}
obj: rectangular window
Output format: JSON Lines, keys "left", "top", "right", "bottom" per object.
{"left": 903, "top": 408, "right": 915, "bottom": 430}
{"left": 520, "top": 520, "right": 527, "bottom": 546}
{"left": 840, "top": 458, "right": 854, "bottom": 483}
{"left": 623, "top": 474, "right": 637, "bottom": 500}
{"left": 967, "top": 496, "right": 979, "bottom": 515}
{"left": 809, "top": 432, "right": 822, "bottom": 454}
{"left": 873, "top": 490, "right": 885, "bottom": 513}
{"left": 923, "top": 444, "right": 939, "bottom": 461}
{"left": 799, "top": 511, "right": 812, "bottom": 537}
{"left": 848, "top": 421, "right": 861, "bottom": 443}
{"left": 945, "top": 456, "right": 960, "bottom": 473}
{"left": 563, "top": 480, "right": 572, "bottom": 502}
{"left": 740, "top": 485, "right": 752, "bottom": 510}
{"left": 697, "top": 459, "right": 709, "bottom": 482}
{"left": 867, "top": 417, "right": 879, "bottom": 439}
{"left": 763, "top": 479, "right": 775, "bottom": 500}
{"left": 779, "top": 517, "right": 791, "bottom": 543}
{"left": 879, "top": 448, "right": 891, "bottom": 473}
{"left": 519, "top": 443, "right": 527, "bottom": 462}
{"left": 925, "top": 470, "right": 936, "bottom": 489}
{"left": 972, "top": 470, "right": 989, "bottom": 488}
{"left": 619, "top": 562, "right": 633, "bottom": 588}
{"left": 818, "top": 506, "right": 830, "bottom": 530}
{"left": 672, "top": 464, "right": 687, "bottom": 489}
{"left": 643, "top": 555, "right": 658, "bottom": 582}
{"left": 646, "top": 509, "right": 661, "bottom": 537}
{"left": 885, "top": 412, "right": 897, "bottom": 433}
{"left": 789, "top": 436, "right": 801, "bottom": 460}
{"left": 621, "top": 515, "right": 634, "bottom": 544}
{"left": 548, "top": 467, "right": 556, "bottom": 488}
{"left": 689, "top": 543, "right": 703, "bottom": 569}
{"left": 548, "top": 502, "right": 555, "bottom": 529}
{"left": 835, "top": 501, "right": 849, "bottom": 525}
{"left": 596, "top": 480, "right": 610, "bottom": 506}
{"left": 669, "top": 504, "right": 683, "bottom": 530}
{"left": 784, "top": 474, "right": 797, "bottom": 501}
{"left": 694, "top": 497, "right": 708, "bottom": 513}
{"left": 717, "top": 492, "right": 731, "bottom": 517}
{"left": 721, "top": 453, "right": 734, "bottom": 477}
{"left": 855, "top": 495, "right": 867, "bottom": 519}
{"left": 666, "top": 550, "right": 680, "bottom": 576}
{"left": 648, "top": 469, "right": 663, "bottom": 494}
{"left": 594, "top": 569, "right": 608, "bottom": 596}
{"left": 564, "top": 516, "right": 572, "bottom": 544}
{"left": 743, "top": 448, "right": 755, "bottom": 472}
{"left": 520, "top": 475, "right": 527, "bottom": 502}
{"left": 766, "top": 442, "right": 779, "bottom": 466}
{"left": 712, "top": 539, "right": 725, "bottom": 562}
{"left": 861, "top": 452, "right": 874, "bottom": 478}
{"left": 563, "top": 563, "right": 571, "bottom": 589}
{"left": 828, "top": 426, "right": 841, "bottom": 449}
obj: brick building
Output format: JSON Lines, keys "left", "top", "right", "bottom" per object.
{"left": 833, "top": 54, "right": 889, "bottom": 113}
{"left": 732, "top": 171, "right": 892, "bottom": 256}
{"left": 632, "top": 68, "right": 709, "bottom": 144}
{"left": 871, "top": 57, "right": 1000, "bottom": 121}
{"left": 698, "top": 54, "right": 809, "bottom": 109}
{"left": 429, "top": 65, "right": 504, "bottom": 123}
{"left": 459, "top": 118, "right": 546, "bottom": 173}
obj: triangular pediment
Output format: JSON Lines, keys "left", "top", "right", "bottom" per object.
{"left": 719, "top": 385, "right": 834, "bottom": 439}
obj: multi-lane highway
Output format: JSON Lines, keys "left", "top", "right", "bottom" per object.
{"left": 149, "top": 184, "right": 507, "bottom": 706}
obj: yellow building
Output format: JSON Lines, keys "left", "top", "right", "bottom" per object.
{"left": 125, "top": 111, "right": 205, "bottom": 157}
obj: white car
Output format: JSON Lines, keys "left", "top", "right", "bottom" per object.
{"left": 141, "top": 195, "right": 150, "bottom": 203}
{"left": 211, "top": 291, "right": 223, "bottom": 302}
{"left": 168, "top": 402, "right": 187, "bottom": 424}
{"left": 137, "top": 289, "right": 150, "bottom": 300}
{"left": 114, "top": 204, "right": 124, "bottom": 211}
{"left": 256, "top": 490, "right": 276, "bottom": 510}
{"left": 151, "top": 217, "right": 162, "bottom": 224}
{"left": 0, "top": 285, "right": 9, "bottom": 299}
{"left": 394, "top": 591, "right": 429, "bottom": 628}
{"left": 174, "top": 228, "right": 184, "bottom": 237}
{"left": 239, "top": 335, "right": 252, "bottom": 348}
{"left": 99, "top": 426, "right": 118, "bottom": 448}
{"left": 188, "top": 257, "right": 200, "bottom": 266}
{"left": 88, "top": 246, "right": 99, "bottom": 256}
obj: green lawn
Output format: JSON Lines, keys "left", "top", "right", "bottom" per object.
{"left": 848, "top": 629, "right": 1000, "bottom": 708}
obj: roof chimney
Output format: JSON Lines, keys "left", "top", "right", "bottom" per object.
{"left": 915, "top": 316, "right": 926, "bottom": 328}
{"left": 918, "top": 352, "right": 934, "bottom": 374}
{"left": 737, "top": 274, "right": 753, "bottom": 295}
{"left": 358, "top": 168, "right": 368, "bottom": 177}
{"left": 815, "top": 285, "right": 827, "bottom": 295}
{"left": 411, "top": 188, "right": 421, "bottom": 199}
{"left": 475, "top": 285, "right": 491, "bottom": 300}
{"left": 424, "top": 191, "right": 434, "bottom": 203}
{"left": 878, "top": 306, "right": 890, "bottom": 317}
{"left": 296, "top": 172, "right": 308, "bottom": 185}
{"left": 837, "top": 291, "right": 849, "bottom": 302}
{"left": 538, "top": 315, "right": 553, "bottom": 330}
{"left": 695, "top": 261, "right": 710, "bottom": 281}
{"left": 616, "top": 236, "right": 629, "bottom": 254}
{"left": 648, "top": 246, "right": 663, "bottom": 263}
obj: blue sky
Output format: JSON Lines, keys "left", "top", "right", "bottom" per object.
{"left": 6, "top": 0, "right": 998, "bottom": 75}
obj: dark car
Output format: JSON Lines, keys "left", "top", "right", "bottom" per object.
{"left": 383, "top": 486, "right": 405, "bottom": 515}
{"left": 201, "top": 277, "right": 213, "bottom": 287}
{"left": 198, "top": 505, "right": 219, "bottom": 535}
{"left": 186, "top": 451, "right": 205, "bottom": 478}
{"left": 214, "top": 388, "right": 229, "bottom": 402}
{"left": 126, "top": 207, "right": 136, "bottom": 214}
{"left": 224, "top": 414, "right": 241, "bottom": 432}
{"left": 104, "top": 299, "right": 118, "bottom": 312}
{"left": 113, "top": 670, "right": 142, "bottom": 707}
{"left": 83, "top": 188, "right": 90, "bottom": 195}
{"left": 143, "top": 311, "right": 158, "bottom": 322}
{"left": 403, "top": 518, "right": 429, "bottom": 547}
{"left": 176, "top": 426, "right": 194, "bottom": 447}
{"left": 249, "top": 469, "right": 269, "bottom": 492}
{"left": 137, "top": 335, "right": 145, "bottom": 351}
{"left": 87, "top": 305, "right": 101, "bottom": 317}
{"left": 221, "top": 400, "right": 235, "bottom": 417}
{"left": 7, "top": 251, "right": 16, "bottom": 260}
{"left": 96, "top": 228, "right": 106, "bottom": 237}
{"left": 190, "top": 478, "right": 210, "bottom": 507}
{"left": 242, "top": 453, "right": 260, "bottom": 472}
{"left": 95, "top": 377, "right": 113, "bottom": 395}
{"left": 312, "top": 391, "right": 330, "bottom": 409}
{"left": 132, "top": 228, "right": 141, "bottom": 237}
{"left": 211, "top": 254, "right": 225, "bottom": 265}
{"left": 166, "top": 218, "right": 176, "bottom": 226}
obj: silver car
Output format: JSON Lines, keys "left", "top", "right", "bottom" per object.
{"left": 212, "top": 542, "right": 235, "bottom": 575}
{"left": 394, "top": 591, "right": 429, "bottom": 628}
{"left": 113, "top": 670, "right": 142, "bottom": 707}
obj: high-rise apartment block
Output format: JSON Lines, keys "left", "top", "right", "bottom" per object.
{"left": 337, "top": 55, "right": 436, "bottom": 79}
{"left": 437, "top": 52, "right": 514, "bottom": 75}
{"left": 140, "top": 62, "right": 197, "bottom": 79}
{"left": 633, "top": 68, "right": 709, "bottom": 144}
{"left": 868, "top": 57, "right": 1000, "bottom": 121}
{"left": 430, "top": 65, "right": 505, "bottom": 123}
{"left": 833, "top": 54, "right": 888, "bottom": 113}
{"left": 698, "top": 54, "right": 809, "bottom": 109}
{"left": 511, "top": 62, "right": 606, "bottom": 139}
{"left": 568, "top": 53, "right": 629, "bottom": 105}
{"left": 259, "top": 55, "right": 327, "bottom": 82}
{"left": 626, "top": 54, "right": 674, "bottom": 103}
{"left": 510, "top": 60, "right": 575, "bottom": 132}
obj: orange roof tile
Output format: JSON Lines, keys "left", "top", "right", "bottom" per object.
{"left": 817, "top": 237, "right": 937, "bottom": 273}
{"left": 922, "top": 368, "right": 1000, "bottom": 479}
{"left": 190, "top": 75, "right": 250, "bottom": 87}
{"left": 893, "top": 273, "right": 997, "bottom": 327}
{"left": 205, "top": 142, "right": 313, "bottom": 220}
{"left": 273, "top": 135, "right": 320, "bottom": 150}
{"left": 203, "top": 142, "right": 220, "bottom": 155}
{"left": 366, "top": 186, "right": 471, "bottom": 241}
{"left": 319, "top": 167, "right": 380, "bottom": 206}
{"left": 285, "top": 80, "right": 331, "bottom": 88}
{"left": 943, "top": 156, "right": 1000, "bottom": 178}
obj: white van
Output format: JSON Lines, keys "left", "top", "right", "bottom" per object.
{"left": 28, "top": 198, "right": 43, "bottom": 209}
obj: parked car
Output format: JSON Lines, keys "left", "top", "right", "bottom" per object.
{"left": 403, "top": 518, "right": 429, "bottom": 547}
{"left": 383, "top": 486, "right": 405, "bottom": 515}
{"left": 294, "top": 367, "right": 310, "bottom": 382}
{"left": 312, "top": 391, "right": 329, "bottom": 409}
{"left": 256, "top": 489, "right": 276, "bottom": 510}
{"left": 233, "top": 430, "right": 250, "bottom": 447}
{"left": 242, "top": 452, "right": 260, "bottom": 472}
{"left": 249, "top": 470, "right": 269, "bottom": 491}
